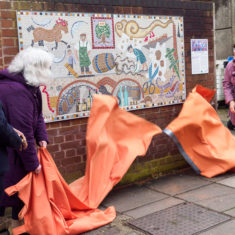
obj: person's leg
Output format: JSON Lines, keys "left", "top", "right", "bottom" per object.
{"left": 11, "top": 206, "right": 22, "bottom": 221}
{"left": 86, "top": 66, "right": 91, "bottom": 74}
{"left": 227, "top": 120, "right": 235, "bottom": 130}
{"left": 0, "top": 174, "right": 6, "bottom": 233}
{"left": 0, "top": 174, "right": 5, "bottom": 217}
{"left": 8, "top": 206, "right": 23, "bottom": 235}
{"left": 81, "top": 66, "right": 85, "bottom": 74}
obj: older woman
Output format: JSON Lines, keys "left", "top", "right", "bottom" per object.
{"left": 0, "top": 47, "right": 53, "bottom": 229}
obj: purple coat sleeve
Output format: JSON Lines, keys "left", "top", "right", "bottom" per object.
{"left": 1, "top": 83, "right": 40, "bottom": 172}
{"left": 223, "top": 62, "right": 235, "bottom": 104}
{"left": 35, "top": 112, "right": 48, "bottom": 146}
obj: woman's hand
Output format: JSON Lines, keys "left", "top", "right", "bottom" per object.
{"left": 13, "top": 128, "right": 28, "bottom": 151}
{"left": 230, "top": 100, "right": 235, "bottom": 113}
{"left": 39, "top": 140, "right": 47, "bottom": 148}
{"left": 34, "top": 164, "right": 41, "bottom": 174}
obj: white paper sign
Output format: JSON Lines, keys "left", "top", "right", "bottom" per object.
{"left": 191, "top": 39, "right": 208, "bottom": 74}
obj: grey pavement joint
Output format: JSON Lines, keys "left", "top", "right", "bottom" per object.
{"left": 146, "top": 172, "right": 211, "bottom": 196}
{"left": 177, "top": 183, "right": 235, "bottom": 212}
{"left": 217, "top": 176, "right": 235, "bottom": 188}
{"left": 198, "top": 219, "right": 235, "bottom": 235}
{"left": 124, "top": 197, "right": 184, "bottom": 219}
{"left": 102, "top": 185, "right": 168, "bottom": 213}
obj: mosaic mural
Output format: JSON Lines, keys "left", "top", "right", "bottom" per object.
{"left": 17, "top": 11, "right": 186, "bottom": 122}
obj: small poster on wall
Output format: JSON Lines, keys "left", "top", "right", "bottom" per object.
{"left": 191, "top": 39, "right": 208, "bottom": 74}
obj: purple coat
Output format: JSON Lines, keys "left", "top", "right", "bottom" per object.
{"left": 0, "top": 69, "right": 48, "bottom": 207}
{"left": 223, "top": 61, "right": 235, "bottom": 125}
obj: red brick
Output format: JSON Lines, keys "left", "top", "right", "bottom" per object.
{"left": 47, "top": 129, "right": 58, "bottom": 136}
{"left": 64, "top": 162, "right": 85, "bottom": 173}
{"left": 60, "top": 141, "right": 79, "bottom": 150}
{"left": 48, "top": 136, "right": 54, "bottom": 145}
{"left": 47, "top": 121, "right": 61, "bottom": 129}
{"left": 1, "top": 11, "right": 16, "bottom": 19}
{"left": 77, "top": 147, "right": 86, "bottom": 155}
{"left": 71, "top": 118, "right": 88, "bottom": 125}
{"left": 2, "top": 29, "right": 17, "bottom": 37}
{"left": 2, "top": 38, "right": 16, "bottom": 47}
{"left": 3, "top": 56, "right": 14, "bottom": 65}
{"left": 19, "top": 1, "right": 33, "bottom": 10}
{"left": 32, "top": 2, "right": 44, "bottom": 11}
{"left": 62, "top": 157, "right": 80, "bottom": 166}
{"left": 54, "top": 136, "right": 64, "bottom": 144}
{"left": 59, "top": 126, "right": 79, "bottom": 135}
{"left": 47, "top": 144, "right": 59, "bottom": 153}
{"left": 54, "top": 159, "right": 61, "bottom": 167}
{"left": 61, "top": 120, "right": 71, "bottom": 127}
{"left": 80, "top": 124, "right": 87, "bottom": 133}
{"left": 3, "top": 47, "right": 18, "bottom": 56}
{"left": 65, "top": 134, "right": 74, "bottom": 142}
{"left": 65, "top": 149, "right": 76, "bottom": 157}
{"left": 1, "top": 20, "right": 15, "bottom": 28}
{"left": 53, "top": 151, "right": 65, "bottom": 160}
{"left": 75, "top": 132, "right": 85, "bottom": 140}
{"left": 0, "top": 1, "right": 11, "bottom": 9}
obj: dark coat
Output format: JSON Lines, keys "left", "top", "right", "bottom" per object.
{"left": 0, "top": 101, "right": 22, "bottom": 175}
{"left": 0, "top": 69, "right": 48, "bottom": 207}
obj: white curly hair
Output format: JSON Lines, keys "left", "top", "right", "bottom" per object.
{"left": 8, "top": 47, "right": 54, "bottom": 87}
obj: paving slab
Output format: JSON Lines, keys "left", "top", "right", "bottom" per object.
{"left": 177, "top": 183, "right": 235, "bottom": 212}
{"left": 224, "top": 208, "right": 235, "bottom": 217}
{"left": 124, "top": 197, "right": 184, "bottom": 219}
{"left": 82, "top": 226, "right": 121, "bottom": 235}
{"left": 204, "top": 172, "right": 235, "bottom": 183}
{"left": 102, "top": 185, "right": 168, "bottom": 213}
{"left": 198, "top": 219, "right": 235, "bottom": 235}
{"left": 146, "top": 172, "right": 211, "bottom": 196}
{"left": 82, "top": 215, "right": 145, "bottom": 235}
{"left": 218, "top": 176, "right": 235, "bottom": 188}
{"left": 128, "top": 203, "right": 230, "bottom": 235}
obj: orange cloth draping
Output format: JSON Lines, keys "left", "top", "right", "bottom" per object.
{"left": 192, "top": 84, "right": 216, "bottom": 103}
{"left": 6, "top": 94, "right": 162, "bottom": 235}
{"left": 164, "top": 88, "right": 235, "bottom": 178}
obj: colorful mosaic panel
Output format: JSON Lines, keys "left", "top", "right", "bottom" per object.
{"left": 16, "top": 11, "right": 186, "bottom": 123}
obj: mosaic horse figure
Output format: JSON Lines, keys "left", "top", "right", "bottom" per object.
{"left": 30, "top": 18, "right": 69, "bottom": 50}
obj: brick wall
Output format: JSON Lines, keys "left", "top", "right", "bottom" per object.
{"left": 0, "top": 0, "right": 215, "bottom": 182}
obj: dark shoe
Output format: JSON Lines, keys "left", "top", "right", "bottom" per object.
{"left": 227, "top": 120, "right": 235, "bottom": 130}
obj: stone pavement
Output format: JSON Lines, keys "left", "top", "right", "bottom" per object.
{"left": 83, "top": 169, "right": 235, "bottom": 235}
{"left": 83, "top": 108, "right": 235, "bottom": 235}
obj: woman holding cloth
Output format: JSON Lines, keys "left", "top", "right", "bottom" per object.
{"left": 0, "top": 47, "right": 53, "bottom": 231}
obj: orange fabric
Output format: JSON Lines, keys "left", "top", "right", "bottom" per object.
{"left": 164, "top": 88, "right": 235, "bottom": 178}
{"left": 192, "top": 84, "right": 216, "bottom": 102}
{"left": 6, "top": 94, "right": 161, "bottom": 235}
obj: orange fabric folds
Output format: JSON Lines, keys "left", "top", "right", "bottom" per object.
{"left": 192, "top": 84, "right": 216, "bottom": 103}
{"left": 69, "top": 94, "right": 162, "bottom": 209}
{"left": 164, "top": 88, "right": 235, "bottom": 178}
{"left": 6, "top": 94, "right": 161, "bottom": 235}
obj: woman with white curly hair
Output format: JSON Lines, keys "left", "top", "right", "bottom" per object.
{"left": 0, "top": 47, "right": 53, "bottom": 231}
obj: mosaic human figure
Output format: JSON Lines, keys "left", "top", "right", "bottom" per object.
{"left": 67, "top": 49, "right": 76, "bottom": 75}
{"left": 127, "top": 45, "right": 148, "bottom": 71}
{"left": 75, "top": 33, "right": 92, "bottom": 75}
